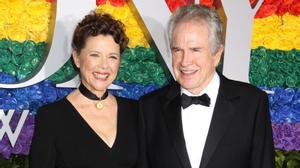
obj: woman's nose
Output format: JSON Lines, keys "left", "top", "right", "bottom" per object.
{"left": 99, "top": 56, "right": 109, "bottom": 69}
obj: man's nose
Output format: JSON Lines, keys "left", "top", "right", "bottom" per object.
{"left": 181, "top": 51, "right": 192, "bottom": 66}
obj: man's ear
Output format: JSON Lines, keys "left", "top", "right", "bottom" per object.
{"left": 213, "top": 45, "right": 224, "bottom": 67}
{"left": 72, "top": 51, "right": 80, "bottom": 68}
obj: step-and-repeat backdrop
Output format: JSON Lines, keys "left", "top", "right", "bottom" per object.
{"left": 0, "top": 0, "right": 299, "bottom": 167}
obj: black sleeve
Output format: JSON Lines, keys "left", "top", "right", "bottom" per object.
{"left": 250, "top": 92, "right": 275, "bottom": 168}
{"left": 29, "top": 106, "right": 56, "bottom": 168}
{"left": 136, "top": 99, "right": 149, "bottom": 168}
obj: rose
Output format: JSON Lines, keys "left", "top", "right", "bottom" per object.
{"left": 200, "top": 0, "right": 214, "bottom": 8}
{"left": 290, "top": 0, "right": 300, "bottom": 15}
{"left": 165, "top": 0, "right": 191, "bottom": 13}
{"left": 96, "top": 0, "right": 126, "bottom": 7}
{"left": 256, "top": 4, "right": 278, "bottom": 18}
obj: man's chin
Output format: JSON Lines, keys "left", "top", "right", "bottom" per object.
{"left": 178, "top": 83, "right": 196, "bottom": 90}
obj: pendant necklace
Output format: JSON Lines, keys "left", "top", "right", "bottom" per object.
{"left": 79, "top": 83, "right": 109, "bottom": 110}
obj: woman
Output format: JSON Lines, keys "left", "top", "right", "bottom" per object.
{"left": 30, "top": 12, "right": 139, "bottom": 168}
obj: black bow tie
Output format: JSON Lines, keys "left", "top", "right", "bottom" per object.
{"left": 181, "top": 93, "right": 211, "bottom": 109}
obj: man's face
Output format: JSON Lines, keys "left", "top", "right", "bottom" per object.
{"left": 171, "top": 20, "right": 223, "bottom": 94}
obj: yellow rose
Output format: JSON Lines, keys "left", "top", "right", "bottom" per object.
{"left": 252, "top": 14, "right": 300, "bottom": 50}
{"left": 97, "top": 3, "right": 150, "bottom": 48}
{"left": 0, "top": 0, "right": 51, "bottom": 42}
{"left": 7, "top": 24, "right": 27, "bottom": 42}
{"left": 25, "top": 0, "right": 51, "bottom": 16}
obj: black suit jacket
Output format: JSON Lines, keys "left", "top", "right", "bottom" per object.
{"left": 139, "top": 74, "right": 275, "bottom": 168}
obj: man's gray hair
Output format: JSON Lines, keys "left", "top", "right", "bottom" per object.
{"left": 168, "top": 5, "right": 224, "bottom": 54}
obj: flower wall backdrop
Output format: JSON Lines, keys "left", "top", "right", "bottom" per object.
{"left": 0, "top": 1, "right": 166, "bottom": 166}
{"left": 250, "top": 0, "right": 300, "bottom": 167}
{"left": 0, "top": 0, "right": 299, "bottom": 167}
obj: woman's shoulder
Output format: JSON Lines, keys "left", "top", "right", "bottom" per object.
{"left": 36, "top": 97, "right": 69, "bottom": 118}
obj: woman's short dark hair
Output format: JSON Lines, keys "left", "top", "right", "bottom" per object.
{"left": 72, "top": 11, "right": 129, "bottom": 54}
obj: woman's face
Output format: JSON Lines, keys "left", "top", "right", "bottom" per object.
{"left": 73, "top": 35, "right": 120, "bottom": 95}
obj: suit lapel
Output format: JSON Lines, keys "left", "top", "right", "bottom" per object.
{"left": 162, "top": 82, "right": 192, "bottom": 168}
{"left": 200, "top": 74, "right": 240, "bottom": 168}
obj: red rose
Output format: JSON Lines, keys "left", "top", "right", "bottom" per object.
{"left": 165, "top": 0, "right": 192, "bottom": 13}
{"left": 277, "top": 4, "right": 290, "bottom": 16}
{"left": 200, "top": 0, "right": 214, "bottom": 8}
{"left": 264, "top": 0, "right": 282, "bottom": 6}
{"left": 96, "top": 0, "right": 106, "bottom": 6}
{"left": 110, "top": 0, "right": 126, "bottom": 7}
{"left": 45, "top": 0, "right": 55, "bottom": 3}
{"left": 281, "top": 0, "right": 294, "bottom": 6}
{"left": 255, "top": 4, "right": 278, "bottom": 18}
{"left": 250, "top": 0, "right": 257, "bottom": 8}
{"left": 250, "top": 0, "right": 265, "bottom": 9}
{"left": 290, "top": 0, "right": 300, "bottom": 15}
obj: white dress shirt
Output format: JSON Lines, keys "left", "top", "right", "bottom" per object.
{"left": 181, "top": 72, "right": 220, "bottom": 168}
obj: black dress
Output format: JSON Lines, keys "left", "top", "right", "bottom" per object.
{"left": 30, "top": 96, "right": 138, "bottom": 168}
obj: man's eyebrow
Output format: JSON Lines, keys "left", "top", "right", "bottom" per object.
{"left": 171, "top": 46, "right": 180, "bottom": 49}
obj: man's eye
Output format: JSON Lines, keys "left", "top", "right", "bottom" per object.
{"left": 172, "top": 49, "right": 181, "bottom": 53}
{"left": 192, "top": 48, "right": 201, "bottom": 52}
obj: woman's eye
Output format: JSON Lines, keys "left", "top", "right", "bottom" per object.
{"left": 109, "top": 55, "right": 119, "bottom": 60}
{"left": 90, "top": 53, "right": 99, "bottom": 57}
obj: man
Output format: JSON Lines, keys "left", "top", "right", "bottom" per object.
{"left": 139, "top": 4, "right": 275, "bottom": 168}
